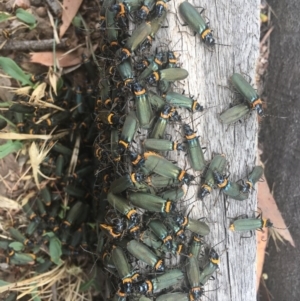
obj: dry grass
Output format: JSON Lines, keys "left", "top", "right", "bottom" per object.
{"left": 0, "top": 262, "right": 92, "bottom": 301}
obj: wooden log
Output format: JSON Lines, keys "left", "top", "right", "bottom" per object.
{"left": 150, "top": 1, "right": 260, "bottom": 300}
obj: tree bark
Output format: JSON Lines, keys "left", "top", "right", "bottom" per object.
{"left": 259, "top": 0, "right": 300, "bottom": 300}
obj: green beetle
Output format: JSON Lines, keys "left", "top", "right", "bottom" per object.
{"left": 179, "top": 1, "right": 215, "bottom": 46}
{"left": 240, "top": 165, "right": 264, "bottom": 193}
{"left": 164, "top": 91, "right": 203, "bottom": 112}
{"left": 184, "top": 123, "right": 206, "bottom": 172}
{"left": 144, "top": 138, "right": 184, "bottom": 152}
{"left": 137, "top": 269, "right": 184, "bottom": 294}
{"left": 231, "top": 73, "right": 264, "bottom": 116}
{"left": 229, "top": 213, "right": 273, "bottom": 233}
{"left": 198, "top": 154, "right": 227, "bottom": 200}
{"left": 127, "top": 239, "right": 165, "bottom": 272}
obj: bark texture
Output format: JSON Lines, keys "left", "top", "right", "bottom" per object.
{"left": 259, "top": 0, "right": 300, "bottom": 300}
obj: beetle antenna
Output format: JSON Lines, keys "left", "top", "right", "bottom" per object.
{"left": 262, "top": 114, "right": 287, "bottom": 119}
{"left": 272, "top": 225, "right": 290, "bottom": 230}
{"left": 215, "top": 43, "right": 231, "bottom": 47}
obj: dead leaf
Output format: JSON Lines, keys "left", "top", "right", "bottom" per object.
{"left": 35, "top": 100, "right": 65, "bottom": 111}
{"left": 29, "top": 82, "right": 46, "bottom": 103}
{"left": 0, "top": 195, "right": 21, "bottom": 210}
{"left": 47, "top": 9, "right": 60, "bottom": 44}
{"left": 15, "top": 86, "right": 32, "bottom": 96}
{"left": 256, "top": 155, "right": 295, "bottom": 292}
{"left": 67, "top": 134, "right": 80, "bottom": 177}
{"left": 20, "top": 190, "right": 36, "bottom": 207}
{"left": 29, "top": 44, "right": 98, "bottom": 68}
{"left": 256, "top": 228, "right": 268, "bottom": 291}
{"left": 0, "top": 77, "right": 13, "bottom": 103}
{"left": 48, "top": 69, "right": 60, "bottom": 95}
{"left": 26, "top": 82, "right": 64, "bottom": 110}
{"left": 257, "top": 178, "right": 295, "bottom": 247}
{"left": 30, "top": 49, "right": 86, "bottom": 67}
{"left": 13, "top": 0, "right": 30, "bottom": 9}
{"left": 60, "top": 0, "right": 83, "bottom": 38}
{"left": 34, "top": 112, "right": 52, "bottom": 125}
{"left": 29, "top": 142, "right": 56, "bottom": 189}
{"left": 0, "top": 133, "right": 52, "bottom": 140}
{"left": 62, "top": 63, "right": 81, "bottom": 74}
{"left": 51, "top": 131, "right": 70, "bottom": 140}
{"left": 10, "top": 19, "right": 28, "bottom": 31}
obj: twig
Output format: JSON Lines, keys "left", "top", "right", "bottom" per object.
{"left": 0, "top": 173, "right": 13, "bottom": 191}
{"left": 0, "top": 38, "right": 69, "bottom": 51}
{"left": 260, "top": 26, "right": 274, "bottom": 49}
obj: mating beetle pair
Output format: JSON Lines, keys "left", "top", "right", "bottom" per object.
{"left": 220, "top": 73, "right": 264, "bottom": 124}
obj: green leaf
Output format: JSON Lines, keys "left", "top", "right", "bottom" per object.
{"left": 36, "top": 257, "right": 45, "bottom": 264}
{"left": 8, "top": 241, "right": 24, "bottom": 252}
{"left": 31, "top": 286, "right": 41, "bottom": 301}
{"left": 28, "top": 283, "right": 41, "bottom": 301}
{"left": 79, "top": 278, "right": 95, "bottom": 292}
{"left": 72, "top": 15, "right": 82, "bottom": 28}
{"left": 0, "top": 57, "right": 33, "bottom": 86}
{"left": 0, "top": 114, "right": 17, "bottom": 130}
{"left": 0, "top": 280, "right": 11, "bottom": 286}
{"left": 29, "top": 23, "right": 37, "bottom": 30}
{"left": 16, "top": 8, "right": 37, "bottom": 26}
{"left": 0, "top": 140, "right": 23, "bottom": 159}
{"left": 0, "top": 12, "right": 12, "bottom": 23}
{"left": 0, "top": 101, "right": 13, "bottom": 107}
{"left": 59, "top": 204, "right": 69, "bottom": 219}
{"left": 0, "top": 240, "right": 9, "bottom": 250}
{"left": 10, "top": 253, "right": 35, "bottom": 265}
{"left": 32, "top": 245, "right": 41, "bottom": 254}
{"left": 42, "top": 231, "right": 55, "bottom": 238}
{"left": 58, "top": 209, "right": 64, "bottom": 219}
{"left": 87, "top": 223, "right": 96, "bottom": 230}
{"left": 26, "top": 221, "right": 39, "bottom": 236}
{"left": 57, "top": 77, "right": 64, "bottom": 92}
{"left": 91, "top": 267, "right": 104, "bottom": 292}
{"left": 32, "top": 294, "right": 41, "bottom": 301}
{"left": 49, "top": 236, "right": 63, "bottom": 265}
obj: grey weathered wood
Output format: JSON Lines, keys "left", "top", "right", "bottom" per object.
{"left": 149, "top": 1, "right": 260, "bottom": 300}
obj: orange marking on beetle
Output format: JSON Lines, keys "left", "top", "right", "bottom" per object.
{"left": 134, "top": 88, "right": 146, "bottom": 96}
{"left": 192, "top": 100, "right": 198, "bottom": 111}
{"left": 132, "top": 154, "right": 142, "bottom": 165}
{"left": 127, "top": 209, "right": 137, "bottom": 220}
{"left": 186, "top": 133, "right": 197, "bottom": 140}
{"left": 218, "top": 178, "right": 228, "bottom": 188}
{"left": 145, "top": 280, "right": 153, "bottom": 292}
{"left": 163, "top": 235, "right": 172, "bottom": 243}
{"left": 154, "top": 58, "right": 163, "bottom": 65}
{"left": 107, "top": 113, "right": 114, "bottom": 124}
{"left": 178, "top": 170, "right": 186, "bottom": 181}
{"left": 201, "top": 28, "right": 211, "bottom": 40}
{"left": 182, "top": 216, "right": 188, "bottom": 227}
{"left": 165, "top": 201, "right": 172, "bottom": 213}
{"left": 119, "top": 140, "right": 129, "bottom": 149}
{"left": 131, "top": 173, "right": 137, "bottom": 183}
{"left": 155, "top": 259, "right": 163, "bottom": 270}
{"left": 156, "top": 1, "right": 167, "bottom": 8}
{"left": 141, "top": 5, "right": 149, "bottom": 13}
